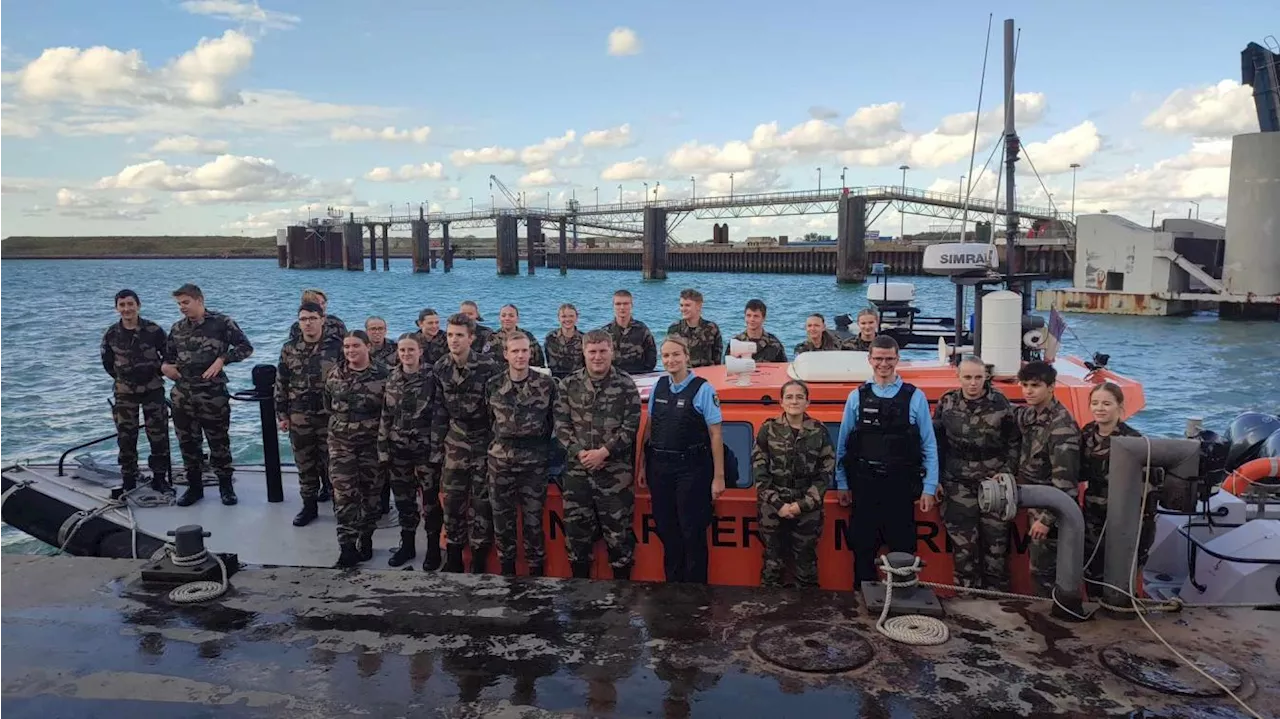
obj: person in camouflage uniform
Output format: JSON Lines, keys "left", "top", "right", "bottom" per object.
{"left": 752, "top": 380, "right": 833, "bottom": 588}
{"left": 1015, "top": 361, "right": 1082, "bottom": 598}
{"left": 101, "top": 289, "right": 171, "bottom": 495}
{"left": 431, "top": 313, "right": 502, "bottom": 573}
{"left": 667, "top": 288, "right": 723, "bottom": 368}
{"left": 602, "top": 289, "right": 656, "bottom": 374}
{"left": 379, "top": 334, "right": 442, "bottom": 569}
{"left": 288, "top": 289, "right": 347, "bottom": 345}
{"left": 411, "top": 308, "right": 448, "bottom": 366}
{"left": 1080, "top": 382, "right": 1145, "bottom": 595}
{"left": 554, "top": 330, "right": 641, "bottom": 579}
{"left": 486, "top": 333, "right": 557, "bottom": 576}
{"left": 275, "top": 301, "right": 344, "bottom": 526}
{"left": 544, "top": 303, "right": 584, "bottom": 378}
{"left": 841, "top": 308, "right": 880, "bottom": 351}
{"left": 933, "top": 356, "right": 1020, "bottom": 590}
{"left": 493, "top": 304, "right": 546, "bottom": 369}
{"left": 326, "top": 330, "right": 390, "bottom": 567}
{"left": 365, "top": 316, "right": 398, "bottom": 367}
{"left": 459, "top": 301, "right": 499, "bottom": 356}
{"left": 728, "top": 298, "right": 787, "bottom": 363}
{"left": 162, "top": 284, "right": 254, "bottom": 507}
{"left": 794, "top": 314, "right": 844, "bottom": 355}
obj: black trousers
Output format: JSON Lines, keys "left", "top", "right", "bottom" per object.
{"left": 648, "top": 448, "right": 713, "bottom": 583}
{"left": 848, "top": 476, "right": 917, "bottom": 585}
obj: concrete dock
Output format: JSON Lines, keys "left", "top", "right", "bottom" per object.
{"left": 4, "top": 555, "right": 1278, "bottom": 718}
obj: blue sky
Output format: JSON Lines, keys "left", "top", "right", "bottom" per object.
{"left": 0, "top": 0, "right": 1267, "bottom": 238}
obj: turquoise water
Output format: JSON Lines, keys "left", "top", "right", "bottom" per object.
{"left": 3, "top": 257, "right": 1278, "bottom": 549}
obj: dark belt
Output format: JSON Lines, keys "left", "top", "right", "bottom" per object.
{"left": 495, "top": 435, "right": 550, "bottom": 449}
{"left": 648, "top": 444, "right": 708, "bottom": 459}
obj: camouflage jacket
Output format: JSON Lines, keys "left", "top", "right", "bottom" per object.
{"left": 728, "top": 331, "right": 787, "bottom": 363}
{"left": 430, "top": 350, "right": 501, "bottom": 442}
{"left": 492, "top": 327, "right": 546, "bottom": 369}
{"left": 471, "top": 325, "right": 500, "bottom": 356}
{"left": 486, "top": 371, "right": 557, "bottom": 442}
{"left": 794, "top": 331, "right": 843, "bottom": 356}
{"left": 544, "top": 327, "right": 584, "bottom": 378}
{"left": 752, "top": 414, "right": 834, "bottom": 513}
{"left": 933, "top": 387, "right": 1020, "bottom": 484}
{"left": 410, "top": 330, "right": 448, "bottom": 366}
{"left": 554, "top": 367, "right": 641, "bottom": 470}
{"left": 274, "top": 334, "right": 344, "bottom": 419}
{"left": 101, "top": 318, "right": 167, "bottom": 394}
{"left": 843, "top": 335, "right": 875, "bottom": 351}
{"left": 165, "top": 310, "right": 254, "bottom": 388}
{"left": 1016, "top": 399, "right": 1081, "bottom": 527}
{"left": 602, "top": 320, "right": 657, "bottom": 374}
{"left": 369, "top": 341, "right": 398, "bottom": 368}
{"left": 1081, "top": 420, "right": 1142, "bottom": 500}
{"left": 288, "top": 314, "right": 347, "bottom": 346}
{"left": 324, "top": 361, "right": 389, "bottom": 444}
{"left": 667, "top": 319, "right": 724, "bottom": 368}
{"left": 378, "top": 366, "right": 438, "bottom": 460}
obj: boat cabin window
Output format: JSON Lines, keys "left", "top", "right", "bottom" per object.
{"left": 824, "top": 421, "right": 842, "bottom": 489}
{"left": 722, "top": 421, "right": 755, "bottom": 488}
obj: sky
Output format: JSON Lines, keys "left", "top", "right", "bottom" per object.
{"left": 0, "top": 0, "right": 1269, "bottom": 240}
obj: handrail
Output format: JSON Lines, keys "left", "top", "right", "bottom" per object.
{"left": 58, "top": 433, "right": 119, "bottom": 477}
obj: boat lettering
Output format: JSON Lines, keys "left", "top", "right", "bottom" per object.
{"left": 940, "top": 252, "right": 993, "bottom": 265}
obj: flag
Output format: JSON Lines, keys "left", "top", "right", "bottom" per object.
{"left": 1044, "top": 308, "right": 1067, "bottom": 361}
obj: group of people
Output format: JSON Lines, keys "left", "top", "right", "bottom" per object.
{"left": 101, "top": 282, "right": 1147, "bottom": 594}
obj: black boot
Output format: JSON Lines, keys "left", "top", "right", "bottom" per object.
{"left": 293, "top": 499, "right": 318, "bottom": 527}
{"left": 335, "top": 543, "right": 361, "bottom": 568}
{"left": 358, "top": 530, "right": 375, "bottom": 562}
{"left": 111, "top": 475, "right": 139, "bottom": 500}
{"left": 500, "top": 558, "right": 517, "bottom": 576}
{"left": 571, "top": 561, "right": 592, "bottom": 579}
{"left": 388, "top": 531, "right": 416, "bottom": 567}
{"left": 317, "top": 476, "right": 332, "bottom": 502}
{"left": 612, "top": 565, "right": 631, "bottom": 581}
{"left": 423, "top": 540, "right": 442, "bottom": 571}
{"left": 149, "top": 470, "right": 172, "bottom": 494}
{"left": 528, "top": 565, "right": 544, "bottom": 578}
{"left": 218, "top": 477, "right": 237, "bottom": 506}
{"left": 442, "top": 544, "right": 465, "bottom": 573}
{"left": 380, "top": 482, "right": 391, "bottom": 515}
{"left": 175, "top": 477, "right": 204, "bottom": 506}
{"left": 470, "top": 547, "right": 490, "bottom": 574}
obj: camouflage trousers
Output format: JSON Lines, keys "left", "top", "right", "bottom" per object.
{"left": 941, "top": 480, "right": 1011, "bottom": 591}
{"left": 441, "top": 432, "right": 493, "bottom": 552}
{"left": 1083, "top": 490, "right": 1158, "bottom": 593}
{"left": 170, "top": 383, "right": 232, "bottom": 481}
{"left": 758, "top": 501, "right": 823, "bottom": 588}
{"left": 329, "top": 437, "right": 384, "bottom": 544}
{"left": 488, "top": 441, "right": 549, "bottom": 570}
{"left": 287, "top": 412, "right": 329, "bottom": 501}
{"left": 387, "top": 446, "right": 442, "bottom": 537}
{"left": 113, "top": 388, "right": 170, "bottom": 481}
{"left": 561, "top": 463, "right": 636, "bottom": 569}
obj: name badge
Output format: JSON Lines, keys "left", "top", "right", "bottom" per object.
{"left": 676, "top": 399, "right": 687, "bottom": 408}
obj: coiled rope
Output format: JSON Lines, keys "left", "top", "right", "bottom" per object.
{"left": 874, "top": 554, "right": 950, "bottom": 646}
{"left": 161, "top": 544, "right": 230, "bottom": 604}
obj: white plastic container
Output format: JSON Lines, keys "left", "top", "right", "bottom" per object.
{"left": 788, "top": 351, "right": 874, "bottom": 383}
{"left": 981, "top": 290, "right": 1022, "bottom": 377}
{"left": 866, "top": 282, "right": 915, "bottom": 303}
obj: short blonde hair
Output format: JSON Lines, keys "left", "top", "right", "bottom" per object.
{"left": 301, "top": 289, "right": 327, "bottom": 304}
{"left": 661, "top": 335, "right": 690, "bottom": 353}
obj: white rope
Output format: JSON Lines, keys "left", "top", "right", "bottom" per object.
{"left": 1, "top": 478, "right": 33, "bottom": 507}
{"left": 162, "top": 544, "right": 230, "bottom": 604}
{"left": 874, "top": 555, "right": 950, "bottom": 646}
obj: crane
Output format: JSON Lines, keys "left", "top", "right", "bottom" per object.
{"left": 489, "top": 175, "right": 523, "bottom": 210}
{"left": 1243, "top": 38, "right": 1280, "bottom": 132}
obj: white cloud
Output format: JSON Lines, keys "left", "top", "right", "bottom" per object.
{"left": 330, "top": 124, "right": 431, "bottom": 143}
{"left": 56, "top": 187, "right": 106, "bottom": 208}
{"left": 1, "top": 178, "right": 43, "bottom": 194}
{"left": 179, "top": 1, "right": 301, "bottom": 30}
{"left": 1, "top": 103, "right": 43, "bottom": 137}
{"left": 517, "top": 169, "right": 559, "bottom": 188}
{"left": 1074, "top": 140, "right": 1234, "bottom": 217}
{"left": 449, "top": 146, "right": 520, "bottom": 167}
{"left": 150, "top": 134, "right": 230, "bottom": 155}
{"left": 696, "top": 168, "right": 785, "bottom": 197}
{"left": 95, "top": 154, "right": 339, "bottom": 204}
{"left": 520, "top": 130, "right": 576, "bottom": 166}
{"left": 1143, "top": 79, "right": 1258, "bottom": 138}
{"left": 582, "top": 123, "right": 634, "bottom": 148}
{"left": 363, "top": 162, "right": 445, "bottom": 182}
{"left": 607, "top": 27, "right": 642, "bottom": 56}
{"left": 1021, "top": 121, "right": 1102, "bottom": 175}
{"left": 666, "top": 140, "right": 755, "bottom": 173}
{"left": 54, "top": 186, "right": 159, "bottom": 220}
{"left": 224, "top": 200, "right": 376, "bottom": 231}
{"left": 601, "top": 157, "right": 656, "bottom": 181}
{"left": 9, "top": 30, "right": 254, "bottom": 108}
{"left": 435, "top": 186, "right": 462, "bottom": 201}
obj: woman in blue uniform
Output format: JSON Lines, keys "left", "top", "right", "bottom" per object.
{"left": 642, "top": 335, "right": 725, "bottom": 583}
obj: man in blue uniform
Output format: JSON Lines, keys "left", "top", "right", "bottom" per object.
{"left": 835, "top": 335, "right": 940, "bottom": 586}
{"left": 643, "top": 335, "right": 726, "bottom": 583}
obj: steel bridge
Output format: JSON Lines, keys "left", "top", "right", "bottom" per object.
{"left": 348, "top": 184, "right": 1058, "bottom": 241}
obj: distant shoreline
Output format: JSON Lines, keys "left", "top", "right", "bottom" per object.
{"left": 3, "top": 253, "right": 278, "bottom": 260}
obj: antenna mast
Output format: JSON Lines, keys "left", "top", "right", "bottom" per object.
{"left": 1002, "top": 18, "right": 1026, "bottom": 311}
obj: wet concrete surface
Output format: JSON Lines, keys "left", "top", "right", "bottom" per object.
{"left": 3, "top": 555, "right": 1278, "bottom": 718}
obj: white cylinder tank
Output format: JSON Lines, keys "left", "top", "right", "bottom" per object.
{"left": 1223, "top": 132, "right": 1280, "bottom": 297}
{"left": 982, "top": 290, "right": 1023, "bottom": 377}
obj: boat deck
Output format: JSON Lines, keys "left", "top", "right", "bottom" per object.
{"left": 3, "top": 554, "right": 1278, "bottom": 718}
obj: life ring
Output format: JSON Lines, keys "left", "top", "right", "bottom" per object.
{"left": 1221, "top": 457, "right": 1280, "bottom": 495}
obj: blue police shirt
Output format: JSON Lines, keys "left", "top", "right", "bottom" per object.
{"left": 833, "top": 376, "right": 939, "bottom": 494}
{"left": 648, "top": 372, "right": 723, "bottom": 425}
